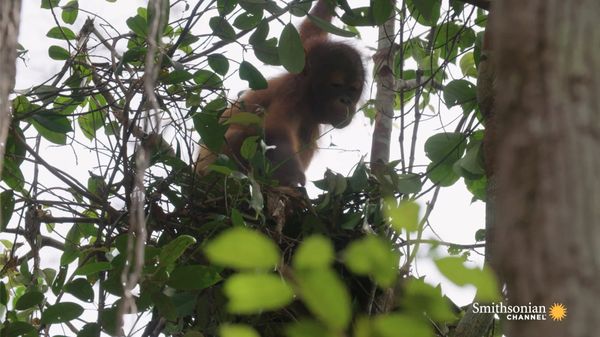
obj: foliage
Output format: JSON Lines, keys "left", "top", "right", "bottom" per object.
{"left": 0, "top": 0, "right": 497, "bottom": 336}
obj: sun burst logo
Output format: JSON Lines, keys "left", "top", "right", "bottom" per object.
{"left": 549, "top": 303, "right": 567, "bottom": 321}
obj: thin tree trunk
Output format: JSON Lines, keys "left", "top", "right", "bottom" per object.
{"left": 494, "top": 1, "right": 600, "bottom": 336}
{"left": 369, "top": 14, "right": 396, "bottom": 171}
{"left": 0, "top": 0, "right": 22, "bottom": 178}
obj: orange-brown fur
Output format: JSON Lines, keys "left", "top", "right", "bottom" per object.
{"left": 196, "top": 0, "right": 365, "bottom": 186}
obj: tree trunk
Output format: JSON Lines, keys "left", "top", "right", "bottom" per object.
{"left": 0, "top": 0, "right": 22, "bottom": 177}
{"left": 493, "top": 1, "right": 600, "bottom": 336}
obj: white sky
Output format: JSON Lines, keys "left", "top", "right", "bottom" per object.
{"left": 8, "top": 0, "right": 486, "bottom": 332}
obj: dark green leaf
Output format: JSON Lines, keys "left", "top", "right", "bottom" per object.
{"left": 41, "top": 302, "right": 84, "bottom": 324}
{"left": 74, "top": 261, "right": 112, "bottom": 276}
{"left": 15, "top": 291, "right": 44, "bottom": 310}
{"left": 224, "top": 273, "right": 294, "bottom": 313}
{"left": 31, "top": 111, "right": 72, "bottom": 134}
{"left": 126, "top": 15, "right": 148, "bottom": 37}
{"left": 396, "top": 173, "right": 423, "bottom": 194}
{"left": 162, "top": 70, "right": 193, "bottom": 84}
{"left": 407, "top": 0, "right": 441, "bottom": 26}
{"left": 46, "top": 26, "right": 77, "bottom": 40}
{"left": 167, "top": 265, "right": 222, "bottom": 290}
{"left": 0, "top": 281, "right": 7, "bottom": 305}
{"left": 0, "top": 190, "right": 15, "bottom": 231}
{"left": 306, "top": 13, "right": 357, "bottom": 37}
{"left": 233, "top": 11, "right": 262, "bottom": 30}
{"left": 249, "top": 20, "right": 269, "bottom": 44}
{"left": 1, "top": 160, "right": 24, "bottom": 191}
{"left": 193, "top": 69, "right": 222, "bottom": 87}
{"left": 208, "top": 54, "right": 230, "bottom": 75}
{"left": 253, "top": 38, "right": 280, "bottom": 65}
{"left": 209, "top": 16, "right": 236, "bottom": 41}
{"left": 159, "top": 235, "right": 197, "bottom": 267}
{"left": 372, "top": 0, "right": 394, "bottom": 24}
{"left": 64, "top": 278, "right": 94, "bottom": 302}
{"left": 192, "top": 102, "right": 227, "bottom": 152}
{"left": 204, "top": 227, "right": 280, "bottom": 270}
{"left": 61, "top": 0, "right": 79, "bottom": 24}
{"left": 444, "top": 79, "right": 476, "bottom": 108}
{"left": 77, "top": 323, "right": 101, "bottom": 337}
{"left": 239, "top": 61, "right": 268, "bottom": 90}
{"left": 217, "top": 0, "right": 237, "bottom": 16}
{"left": 372, "top": 313, "right": 433, "bottom": 337}
{"left": 278, "top": 24, "right": 305, "bottom": 74}
{"left": 41, "top": 0, "right": 61, "bottom": 9}
{"left": 2, "top": 322, "right": 36, "bottom": 336}
{"left": 48, "top": 45, "right": 70, "bottom": 60}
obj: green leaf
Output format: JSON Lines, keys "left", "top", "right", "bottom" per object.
{"left": 31, "top": 118, "right": 68, "bottom": 145}
{"left": 31, "top": 110, "right": 72, "bottom": 133}
{"left": 208, "top": 54, "right": 230, "bottom": 75}
{"left": 0, "top": 281, "right": 7, "bottom": 305}
{"left": 192, "top": 100, "right": 228, "bottom": 152}
{"left": 78, "top": 101, "right": 107, "bottom": 140}
{"left": 385, "top": 199, "right": 420, "bottom": 232}
{"left": 407, "top": 0, "right": 441, "bottom": 26}
{"left": 372, "top": 313, "right": 433, "bottom": 337}
{"left": 295, "top": 269, "right": 351, "bottom": 330}
{"left": 293, "top": 235, "right": 334, "bottom": 270}
{"left": 126, "top": 15, "right": 147, "bottom": 37}
{"left": 2, "top": 159, "right": 24, "bottom": 190}
{"left": 240, "top": 136, "right": 258, "bottom": 160}
{"left": 224, "top": 273, "right": 294, "bottom": 314}
{"left": 343, "top": 236, "right": 399, "bottom": 287}
{"left": 77, "top": 323, "right": 101, "bottom": 337}
{"left": 424, "top": 132, "right": 465, "bottom": 163}
{"left": 233, "top": 11, "right": 263, "bottom": 30}
{"left": 41, "top": 302, "right": 84, "bottom": 324}
{"left": 15, "top": 291, "right": 44, "bottom": 310}
{"left": 61, "top": 0, "right": 79, "bottom": 24}
{"left": 204, "top": 227, "right": 280, "bottom": 270}
{"left": 372, "top": 0, "right": 394, "bottom": 24}
{"left": 162, "top": 70, "right": 193, "bottom": 84}
{"left": 459, "top": 52, "right": 477, "bottom": 77}
{"left": 249, "top": 20, "right": 269, "bottom": 45}
{"left": 239, "top": 61, "right": 268, "bottom": 90}
{"left": 401, "top": 278, "right": 456, "bottom": 322}
{"left": 41, "top": 0, "right": 61, "bottom": 9}
{"left": 427, "top": 161, "right": 460, "bottom": 186}
{"left": 74, "top": 261, "right": 112, "bottom": 276}
{"left": 285, "top": 320, "right": 334, "bottom": 337}
{"left": 306, "top": 13, "right": 357, "bottom": 37}
{"left": 209, "top": 16, "right": 236, "bottom": 41}
{"left": 166, "top": 265, "right": 222, "bottom": 290}
{"left": 444, "top": 79, "right": 476, "bottom": 108}
{"left": 159, "top": 235, "right": 197, "bottom": 267}
{"left": 396, "top": 173, "right": 422, "bottom": 194}
{"left": 220, "top": 324, "right": 260, "bottom": 337}
{"left": 435, "top": 257, "right": 500, "bottom": 301}
{"left": 1, "top": 190, "right": 15, "bottom": 231}
{"left": 46, "top": 26, "right": 77, "bottom": 40}
{"left": 253, "top": 38, "right": 280, "bottom": 65}
{"left": 193, "top": 69, "right": 222, "bottom": 87}
{"left": 2, "top": 322, "right": 36, "bottom": 336}
{"left": 278, "top": 24, "right": 305, "bottom": 74}
{"left": 224, "top": 112, "right": 263, "bottom": 126}
{"left": 64, "top": 278, "right": 94, "bottom": 302}
{"left": 217, "top": 0, "right": 237, "bottom": 16}
{"left": 48, "top": 45, "right": 70, "bottom": 60}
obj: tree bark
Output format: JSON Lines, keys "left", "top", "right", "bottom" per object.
{"left": 0, "top": 0, "right": 22, "bottom": 178}
{"left": 493, "top": 1, "right": 600, "bottom": 336}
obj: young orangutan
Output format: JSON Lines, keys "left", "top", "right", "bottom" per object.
{"left": 196, "top": 0, "right": 365, "bottom": 186}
